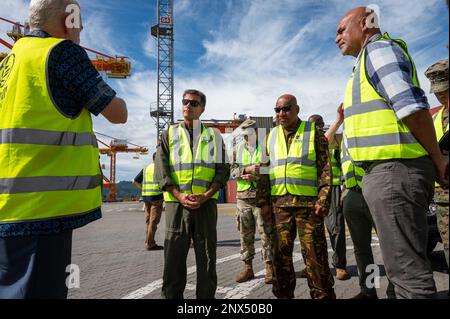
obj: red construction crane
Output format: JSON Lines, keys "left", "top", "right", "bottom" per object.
{"left": 0, "top": 16, "right": 131, "bottom": 78}
{"left": 96, "top": 133, "right": 149, "bottom": 202}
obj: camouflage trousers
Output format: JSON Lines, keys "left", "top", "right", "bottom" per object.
{"left": 437, "top": 205, "right": 448, "bottom": 267}
{"left": 236, "top": 198, "right": 273, "bottom": 262}
{"left": 271, "top": 206, "right": 335, "bottom": 299}
{"left": 435, "top": 187, "right": 449, "bottom": 267}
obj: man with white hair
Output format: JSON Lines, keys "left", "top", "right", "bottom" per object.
{"left": 0, "top": 0, "right": 127, "bottom": 298}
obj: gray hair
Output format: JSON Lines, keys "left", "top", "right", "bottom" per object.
{"left": 28, "top": 0, "right": 79, "bottom": 29}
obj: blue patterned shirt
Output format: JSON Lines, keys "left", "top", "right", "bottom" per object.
{"left": 0, "top": 30, "right": 113, "bottom": 237}
{"left": 363, "top": 33, "right": 430, "bottom": 120}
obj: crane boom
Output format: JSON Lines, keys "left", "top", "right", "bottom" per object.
{"left": 0, "top": 15, "right": 131, "bottom": 78}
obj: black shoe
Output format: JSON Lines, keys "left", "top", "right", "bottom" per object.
{"left": 146, "top": 244, "right": 164, "bottom": 251}
{"left": 350, "top": 292, "right": 378, "bottom": 299}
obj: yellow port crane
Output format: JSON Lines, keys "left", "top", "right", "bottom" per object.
{"left": 96, "top": 132, "right": 149, "bottom": 202}
{"left": 0, "top": 16, "right": 132, "bottom": 79}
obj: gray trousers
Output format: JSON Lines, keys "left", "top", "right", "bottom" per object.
{"left": 362, "top": 156, "right": 437, "bottom": 299}
{"left": 324, "top": 185, "right": 347, "bottom": 269}
{"left": 343, "top": 188, "right": 377, "bottom": 295}
{"left": 162, "top": 200, "right": 217, "bottom": 299}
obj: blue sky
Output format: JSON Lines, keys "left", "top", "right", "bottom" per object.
{"left": 1, "top": 0, "right": 449, "bottom": 181}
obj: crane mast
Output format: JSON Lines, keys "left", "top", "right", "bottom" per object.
{"left": 151, "top": 0, "right": 174, "bottom": 140}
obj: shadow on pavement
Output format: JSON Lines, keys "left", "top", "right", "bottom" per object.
{"left": 217, "top": 239, "right": 243, "bottom": 247}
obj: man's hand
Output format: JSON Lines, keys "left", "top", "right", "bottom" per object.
{"left": 177, "top": 193, "right": 201, "bottom": 210}
{"left": 314, "top": 204, "right": 329, "bottom": 218}
{"left": 336, "top": 103, "right": 344, "bottom": 123}
{"left": 325, "top": 103, "right": 344, "bottom": 142}
{"left": 435, "top": 153, "right": 449, "bottom": 186}
{"left": 189, "top": 193, "right": 210, "bottom": 206}
{"left": 241, "top": 174, "right": 257, "bottom": 183}
{"left": 244, "top": 165, "right": 260, "bottom": 174}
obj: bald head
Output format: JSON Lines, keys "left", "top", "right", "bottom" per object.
{"left": 275, "top": 94, "right": 300, "bottom": 129}
{"left": 277, "top": 94, "right": 297, "bottom": 106}
{"left": 336, "top": 6, "right": 381, "bottom": 57}
{"left": 342, "top": 7, "right": 367, "bottom": 20}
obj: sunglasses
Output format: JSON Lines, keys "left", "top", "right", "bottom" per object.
{"left": 274, "top": 105, "right": 293, "bottom": 113}
{"left": 182, "top": 99, "right": 202, "bottom": 108}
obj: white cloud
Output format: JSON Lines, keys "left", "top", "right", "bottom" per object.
{"left": 143, "top": 31, "right": 156, "bottom": 59}
{"left": 93, "top": 70, "right": 159, "bottom": 182}
{"left": 96, "top": 0, "right": 447, "bottom": 180}
{"left": 2, "top": 0, "right": 447, "bottom": 182}
{"left": 80, "top": 13, "right": 123, "bottom": 57}
{"left": 0, "top": 0, "right": 28, "bottom": 40}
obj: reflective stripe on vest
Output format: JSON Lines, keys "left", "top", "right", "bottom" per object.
{"left": 163, "top": 123, "right": 220, "bottom": 202}
{"left": 433, "top": 107, "right": 449, "bottom": 187}
{"left": 267, "top": 121, "right": 318, "bottom": 196}
{"left": 330, "top": 149, "right": 342, "bottom": 186}
{"left": 0, "top": 37, "right": 102, "bottom": 223}
{"left": 237, "top": 145, "right": 261, "bottom": 192}
{"left": 343, "top": 33, "right": 427, "bottom": 162}
{"left": 340, "top": 138, "right": 365, "bottom": 189}
{"left": 142, "top": 163, "right": 162, "bottom": 196}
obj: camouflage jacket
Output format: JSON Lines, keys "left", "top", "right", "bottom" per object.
{"left": 260, "top": 119, "right": 332, "bottom": 208}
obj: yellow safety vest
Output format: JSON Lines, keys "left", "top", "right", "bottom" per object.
{"left": 164, "top": 123, "right": 220, "bottom": 202}
{"left": 267, "top": 121, "right": 318, "bottom": 196}
{"left": 0, "top": 37, "right": 102, "bottom": 223}
{"left": 340, "top": 138, "right": 365, "bottom": 189}
{"left": 237, "top": 144, "right": 261, "bottom": 192}
{"left": 433, "top": 107, "right": 449, "bottom": 187}
{"left": 343, "top": 33, "right": 427, "bottom": 162}
{"left": 142, "top": 163, "right": 162, "bottom": 197}
{"left": 433, "top": 107, "right": 449, "bottom": 142}
{"left": 330, "top": 148, "right": 342, "bottom": 186}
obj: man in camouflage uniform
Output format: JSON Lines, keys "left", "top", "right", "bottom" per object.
{"left": 262, "top": 94, "right": 335, "bottom": 299}
{"left": 425, "top": 59, "right": 449, "bottom": 267}
{"left": 230, "top": 119, "right": 274, "bottom": 284}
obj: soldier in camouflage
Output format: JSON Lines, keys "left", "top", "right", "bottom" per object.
{"left": 230, "top": 119, "right": 274, "bottom": 284}
{"left": 425, "top": 59, "right": 449, "bottom": 267}
{"left": 261, "top": 94, "right": 335, "bottom": 299}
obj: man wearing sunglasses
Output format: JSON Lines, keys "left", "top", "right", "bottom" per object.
{"left": 264, "top": 94, "right": 335, "bottom": 299}
{"left": 154, "top": 89, "right": 230, "bottom": 299}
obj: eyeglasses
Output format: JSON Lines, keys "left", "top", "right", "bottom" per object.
{"left": 274, "top": 105, "right": 293, "bottom": 113}
{"left": 182, "top": 99, "right": 202, "bottom": 108}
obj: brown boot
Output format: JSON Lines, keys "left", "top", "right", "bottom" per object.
{"left": 236, "top": 260, "right": 254, "bottom": 283}
{"left": 265, "top": 261, "right": 274, "bottom": 284}
{"left": 335, "top": 268, "right": 350, "bottom": 280}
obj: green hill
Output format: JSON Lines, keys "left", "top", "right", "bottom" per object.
{"left": 102, "top": 181, "right": 141, "bottom": 201}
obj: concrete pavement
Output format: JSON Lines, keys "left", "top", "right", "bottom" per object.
{"left": 68, "top": 202, "right": 449, "bottom": 299}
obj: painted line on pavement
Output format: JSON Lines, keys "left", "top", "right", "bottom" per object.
{"left": 122, "top": 242, "right": 381, "bottom": 299}
{"left": 122, "top": 248, "right": 262, "bottom": 299}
